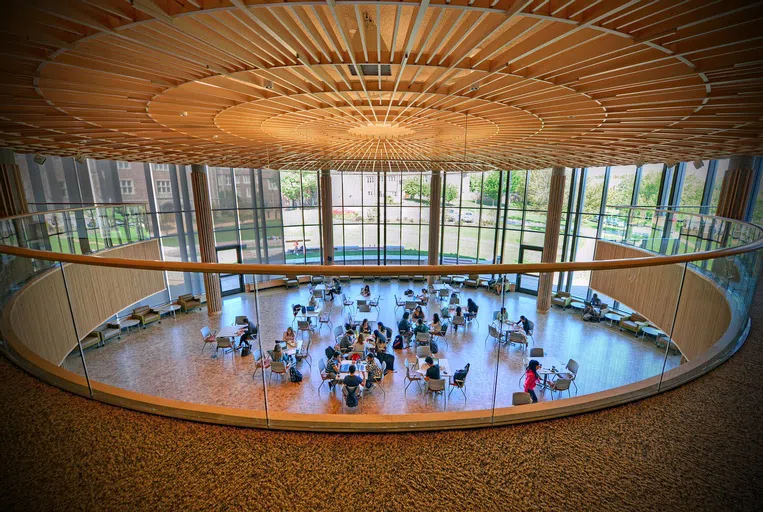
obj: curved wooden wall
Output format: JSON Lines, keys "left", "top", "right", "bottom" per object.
{"left": 591, "top": 241, "right": 732, "bottom": 361}
{"left": 6, "top": 240, "right": 165, "bottom": 366}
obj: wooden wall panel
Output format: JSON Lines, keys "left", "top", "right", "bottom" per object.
{"left": 7, "top": 240, "right": 165, "bottom": 366}
{"left": 591, "top": 241, "right": 731, "bottom": 361}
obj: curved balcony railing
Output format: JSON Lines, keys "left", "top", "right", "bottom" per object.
{"left": 0, "top": 205, "right": 760, "bottom": 432}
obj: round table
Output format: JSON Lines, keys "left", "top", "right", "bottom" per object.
{"left": 640, "top": 325, "right": 664, "bottom": 342}
{"left": 119, "top": 318, "right": 141, "bottom": 333}
{"left": 604, "top": 312, "right": 622, "bottom": 326}
{"left": 569, "top": 301, "right": 586, "bottom": 311}
{"left": 158, "top": 304, "right": 182, "bottom": 319}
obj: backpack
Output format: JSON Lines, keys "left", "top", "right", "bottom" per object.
{"left": 345, "top": 387, "right": 359, "bottom": 408}
{"left": 289, "top": 366, "right": 303, "bottom": 383}
{"left": 392, "top": 335, "right": 404, "bottom": 350}
{"left": 325, "top": 345, "right": 335, "bottom": 360}
{"left": 240, "top": 346, "right": 251, "bottom": 357}
{"left": 430, "top": 340, "right": 439, "bottom": 354}
{"left": 453, "top": 363, "right": 470, "bottom": 382}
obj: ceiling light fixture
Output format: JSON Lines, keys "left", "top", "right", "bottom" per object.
{"left": 180, "top": 111, "right": 188, "bottom": 117}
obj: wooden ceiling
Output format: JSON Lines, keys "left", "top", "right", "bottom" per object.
{"left": 0, "top": 0, "right": 762, "bottom": 172}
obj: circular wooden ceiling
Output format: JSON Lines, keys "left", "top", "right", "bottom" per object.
{"left": 0, "top": 0, "right": 762, "bottom": 171}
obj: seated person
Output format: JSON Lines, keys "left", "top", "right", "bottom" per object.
{"left": 583, "top": 304, "right": 601, "bottom": 322}
{"left": 326, "top": 277, "right": 341, "bottom": 300}
{"left": 270, "top": 342, "right": 288, "bottom": 364}
{"left": 496, "top": 307, "right": 510, "bottom": 323}
{"left": 413, "top": 318, "right": 430, "bottom": 335}
{"left": 412, "top": 305, "right": 425, "bottom": 323}
{"left": 325, "top": 351, "right": 342, "bottom": 389}
{"left": 376, "top": 321, "right": 392, "bottom": 341}
{"left": 453, "top": 306, "right": 464, "bottom": 331}
{"left": 373, "top": 330, "right": 387, "bottom": 352}
{"left": 464, "top": 298, "right": 479, "bottom": 320}
{"left": 359, "top": 318, "right": 372, "bottom": 334}
{"left": 590, "top": 293, "right": 602, "bottom": 308}
{"left": 283, "top": 326, "right": 296, "bottom": 347}
{"left": 417, "top": 288, "right": 429, "bottom": 304}
{"left": 422, "top": 356, "right": 440, "bottom": 381}
{"left": 398, "top": 312, "right": 412, "bottom": 336}
{"left": 361, "top": 284, "right": 371, "bottom": 297}
{"left": 337, "top": 330, "right": 355, "bottom": 353}
{"left": 308, "top": 295, "right": 318, "bottom": 308}
{"left": 364, "top": 353, "right": 383, "bottom": 389}
{"left": 240, "top": 317, "right": 257, "bottom": 348}
{"left": 513, "top": 315, "right": 531, "bottom": 333}
{"left": 343, "top": 364, "right": 364, "bottom": 388}
{"left": 352, "top": 333, "right": 371, "bottom": 354}
{"left": 430, "top": 313, "right": 443, "bottom": 335}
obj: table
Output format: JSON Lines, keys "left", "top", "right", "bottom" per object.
{"left": 295, "top": 307, "right": 321, "bottom": 320}
{"left": 529, "top": 356, "right": 565, "bottom": 390}
{"left": 451, "top": 276, "right": 466, "bottom": 285}
{"left": 416, "top": 357, "right": 450, "bottom": 377}
{"left": 119, "top": 318, "right": 140, "bottom": 333}
{"left": 432, "top": 284, "right": 452, "bottom": 292}
{"left": 218, "top": 325, "right": 244, "bottom": 338}
{"left": 338, "top": 361, "right": 367, "bottom": 380}
{"left": 157, "top": 304, "right": 181, "bottom": 319}
{"left": 313, "top": 284, "right": 327, "bottom": 292}
{"left": 569, "top": 301, "right": 586, "bottom": 311}
{"left": 641, "top": 325, "right": 664, "bottom": 341}
{"left": 604, "top": 312, "right": 623, "bottom": 326}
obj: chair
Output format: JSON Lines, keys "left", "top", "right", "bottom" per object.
{"left": 449, "top": 296, "right": 460, "bottom": 306}
{"left": 215, "top": 337, "right": 234, "bottom": 358}
{"left": 341, "top": 293, "right": 354, "bottom": 314}
{"left": 552, "top": 291, "right": 572, "bottom": 309}
{"left": 526, "top": 319, "right": 536, "bottom": 345}
{"left": 415, "top": 332, "right": 431, "bottom": 345}
{"left": 365, "top": 361, "right": 387, "bottom": 397}
{"left": 317, "top": 359, "right": 332, "bottom": 393}
{"left": 177, "top": 293, "right": 201, "bottom": 312}
{"left": 424, "top": 378, "right": 446, "bottom": 405}
{"left": 398, "top": 275, "right": 411, "bottom": 282}
{"left": 438, "top": 289, "right": 450, "bottom": 300}
{"left": 311, "top": 289, "right": 324, "bottom": 302}
{"left": 557, "top": 359, "right": 579, "bottom": 393}
{"left": 508, "top": 331, "right": 528, "bottom": 350}
{"left": 200, "top": 326, "right": 216, "bottom": 353}
{"left": 318, "top": 312, "right": 332, "bottom": 333}
{"left": 529, "top": 347, "right": 544, "bottom": 358}
{"left": 394, "top": 295, "right": 406, "bottom": 311}
{"left": 234, "top": 315, "right": 247, "bottom": 326}
{"left": 295, "top": 339, "right": 312, "bottom": 368}
{"left": 342, "top": 385, "right": 362, "bottom": 412}
{"left": 404, "top": 301, "right": 417, "bottom": 313}
{"left": 357, "top": 304, "right": 371, "bottom": 314}
{"left": 357, "top": 299, "right": 368, "bottom": 307}
{"left": 285, "top": 275, "right": 299, "bottom": 288}
{"left": 464, "top": 274, "right": 480, "bottom": 287}
{"left": 448, "top": 366, "right": 469, "bottom": 400}
{"left": 620, "top": 313, "right": 648, "bottom": 336}
{"left": 334, "top": 325, "right": 345, "bottom": 342}
{"left": 297, "top": 320, "right": 312, "bottom": 340}
{"left": 512, "top": 392, "right": 533, "bottom": 406}
{"left": 432, "top": 323, "right": 449, "bottom": 351}
{"left": 369, "top": 295, "right": 380, "bottom": 312}
{"left": 485, "top": 324, "right": 505, "bottom": 346}
{"left": 404, "top": 359, "right": 423, "bottom": 393}
{"left": 451, "top": 315, "right": 465, "bottom": 332}
{"left": 465, "top": 305, "right": 479, "bottom": 326}
{"left": 132, "top": 305, "right": 161, "bottom": 327}
{"left": 269, "top": 360, "right": 289, "bottom": 382}
{"left": 416, "top": 345, "right": 432, "bottom": 358}
{"left": 252, "top": 349, "right": 271, "bottom": 378}
{"left": 549, "top": 378, "right": 572, "bottom": 399}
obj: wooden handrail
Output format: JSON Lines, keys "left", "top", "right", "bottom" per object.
{"left": 0, "top": 238, "right": 761, "bottom": 276}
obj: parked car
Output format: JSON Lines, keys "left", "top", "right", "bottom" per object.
{"left": 461, "top": 211, "right": 475, "bottom": 223}
{"left": 446, "top": 209, "right": 459, "bottom": 222}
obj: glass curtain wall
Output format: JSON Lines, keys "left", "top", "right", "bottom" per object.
{"left": 331, "top": 171, "right": 429, "bottom": 264}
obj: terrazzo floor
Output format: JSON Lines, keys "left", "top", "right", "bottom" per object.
{"left": 64, "top": 280, "right": 679, "bottom": 415}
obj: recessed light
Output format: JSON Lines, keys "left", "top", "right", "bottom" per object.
{"left": 180, "top": 112, "right": 188, "bottom": 117}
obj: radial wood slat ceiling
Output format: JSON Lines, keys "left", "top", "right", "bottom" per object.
{"left": 0, "top": 0, "right": 761, "bottom": 171}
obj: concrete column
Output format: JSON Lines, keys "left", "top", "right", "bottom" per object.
{"left": 717, "top": 155, "right": 756, "bottom": 220}
{"left": 537, "top": 166, "right": 566, "bottom": 312}
{"left": 0, "top": 149, "right": 28, "bottom": 218}
{"left": 319, "top": 169, "right": 334, "bottom": 264}
{"left": 190, "top": 164, "right": 222, "bottom": 314}
{"left": 427, "top": 169, "right": 443, "bottom": 283}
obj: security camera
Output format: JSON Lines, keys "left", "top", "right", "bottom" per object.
{"left": 74, "top": 154, "right": 86, "bottom": 164}
{"left": 264, "top": 80, "right": 273, "bottom": 90}
{"left": 470, "top": 84, "right": 479, "bottom": 92}
{"left": 33, "top": 154, "right": 46, "bottom": 165}
{"left": 693, "top": 159, "right": 704, "bottom": 169}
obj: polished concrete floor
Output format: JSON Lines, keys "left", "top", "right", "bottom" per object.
{"left": 65, "top": 280, "right": 679, "bottom": 415}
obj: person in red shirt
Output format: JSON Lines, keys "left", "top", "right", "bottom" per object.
{"left": 524, "top": 359, "right": 541, "bottom": 403}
